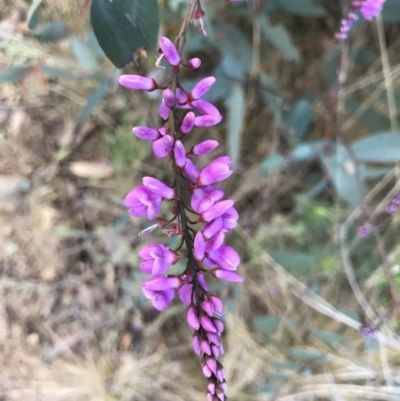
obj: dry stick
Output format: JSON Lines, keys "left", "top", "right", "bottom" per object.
{"left": 19, "top": 0, "right": 93, "bottom": 89}
{"left": 376, "top": 15, "right": 398, "bottom": 130}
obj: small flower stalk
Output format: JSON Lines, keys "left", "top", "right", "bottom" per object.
{"left": 119, "top": 33, "right": 242, "bottom": 400}
{"left": 336, "top": 0, "right": 386, "bottom": 40}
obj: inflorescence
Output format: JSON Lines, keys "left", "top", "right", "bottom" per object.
{"left": 336, "top": 0, "right": 386, "bottom": 40}
{"left": 118, "top": 35, "right": 242, "bottom": 401}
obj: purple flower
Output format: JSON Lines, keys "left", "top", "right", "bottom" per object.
{"left": 139, "top": 244, "right": 178, "bottom": 275}
{"left": 191, "top": 186, "right": 225, "bottom": 214}
{"left": 142, "top": 285, "right": 175, "bottom": 311}
{"left": 190, "top": 77, "right": 216, "bottom": 100}
{"left": 201, "top": 200, "right": 236, "bottom": 223}
{"left": 184, "top": 157, "right": 200, "bottom": 182}
{"left": 206, "top": 245, "right": 240, "bottom": 271}
{"left": 143, "top": 177, "right": 176, "bottom": 200}
{"left": 132, "top": 126, "right": 160, "bottom": 141}
{"left": 194, "top": 231, "right": 205, "bottom": 262}
{"left": 187, "top": 58, "right": 201, "bottom": 69}
{"left": 194, "top": 114, "right": 223, "bottom": 128}
{"left": 159, "top": 99, "right": 170, "bottom": 120}
{"left": 174, "top": 140, "right": 187, "bottom": 168}
{"left": 192, "top": 140, "right": 219, "bottom": 156}
{"left": 187, "top": 304, "right": 200, "bottom": 329}
{"left": 181, "top": 112, "right": 196, "bottom": 134}
{"left": 197, "top": 157, "right": 233, "bottom": 186}
{"left": 354, "top": 0, "right": 386, "bottom": 20}
{"left": 191, "top": 99, "right": 221, "bottom": 116}
{"left": 143, "top": 276, "right": 182, "bottom": 291}
{"left": 124, "top": 186, "right": 161, "bottom": 220}
{"left": 211, "top": 269, "right": 244, "bottom": 282}
{"left": 163, "top": 89, "right": 176, "bottom": 108}
{"left": 152, "top": 135, "right": 174, "bottom": 159}
{"left": 357, "top": 221, "right": 373, "bottom": 238}
{"left": 118, "top": 75, "right": 158, "bottom": 91}
{"left": 159, "top": 36, "right": 181, "bottom": 67}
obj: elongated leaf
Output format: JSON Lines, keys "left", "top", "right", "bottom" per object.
{"left": 253, "top": 316, "right": 281, "bottom": 333}
{"left": 225, "top": 83, "right": 245, "bottom": 168}
{"left": 27, "top": 0, "right": 43, "bottom": 30}
{"left": 0, "top": 66, "right": 31, "bottom": 83}
{"left": 352, "top": 132, "right": 400, "bottom": 162}
{"left": 272, "top": 361, "right": 302, "bottom": 372}
{"left": 289, "top": 348, "right": 326, "bottom": 362}
{"left": 91, "top": 0, "right": 159, "bottom": 68}
{"left": 257, "top": 153, "right": 286, "bottom": 176}
{"left": 272, "top": 252, "right": 315, "bottom": 273}
{"left": 76, "top": 78, "right": 112, "bottom": 127}
{"left": 33, "top": 22, "right": 67, "bottom": 43}
{"left": 267, "top": 0, "right": 325, "bottom": 16}
{"left": 283, "top": 95, "right": 314, "bottom": 140}
{"left": 291, "top": 140, "right": 328, "bottom": 163}
{"left": 71, "top": 36, "right": 100, "bottom": 70}
{"left": 260, "top": 73, "right": 282, "bottom": 121}
{"left": 259, "top": 16, "right": 300, "bottom": 61}
{"left": 320, "top": 144, "right": 364, "bottom": 206}
{"left": 84, "top": 31, "right": 105, "bottom": 58}
{"left": 382, "top": 0, "right": 400, "bottom": 22}
{"left": 310, "top": 328, "right": 343, "bottom": 344}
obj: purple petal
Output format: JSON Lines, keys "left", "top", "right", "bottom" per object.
{"left": 202, "top": 363, "right": 212, "bottom": 378}
{"left": 152, "top": 135, "right": 174, "bottom": 159}
{"left": 206, "top": 357, "right": 217, "bottom": 374}
{"left": 212, "top": 269, "right": 243, "bottom": 282}
{"left": 181, "top": 111, "right": 195, "bottom": 134}
{"left": 207, "top": 380, "right": 216, "bottom": 395}
{"left": 203, "top": 217, "right": 223, "bottom": 240}
{"left": 194, "top": 114, "right": 223, "bottom": 128}
{"left": 192, "top": 140, "right": 219, "bottom": 156}
{"left": 174, "top": 140, "right": 186, "bottom": 168}
{"left": 198, "top": 159, "right": 233, "bottom": 186}
{"left": 197, "top": 273, "right": 209, "bottom": 291}
{"left": 159, "top": 99, "right": 170, "bottom": 120}
{"left": 201, "top": 200, "right": 236, "bottom": 222}
{"left": 187, "top": 305, "right": 200, "bottom": 330}
{"left": 201, "top": 315, "right": 217, "bottom": 333}
{"left": 143, "top": 276, "right": 182, "bottom": 291}
{"left": 152, "top": 289, "right": 175, "bottom": 311}
{"left": 208, "top": 246, "right": 240, "bottom": 271}
{"left": 192, "top": 333, "right": 201, "bottom": 356}
{"left": 178, "top": 283, "right": 193, "bottom": 305}
{"left": 201, "top": 340, "right": 212, "bottom": 355}
{"left": 205, "top": 231, "right": 225, "bottom": 252}
{"left": 201, "top": 301, "right": 214, "bottom": 317}
{"left": 132, "top": 126, "right": 160, "bottom": 140}
{"left": 159, "top": 36, "right": 181, "bottom": 67}
{"left": 194, "top": 231, "right": 205, "bottom": 262}
{"left": 163, "top": 89, "right": 176, "bottom": 108}
{"left": 143, "top": 177, "right": 175, "bottom": 200}
{"left": 184, "top": 157, "right": 200, "bottom": 182}
{"left": 191, "top": 99, "right": 221, "bottom": 116}
{"left": 118, "top": 75, "right": 157, "bottom": 91}
{"left": 191, "top": 186, "right": 225, "bottom": 214}
{"left": 212, "top": 318, "right": 224, "bottom": 332}
{"left": 209, "top": 295, "right": 224, "bottom": 315}
{"left": 190, "top": 77, "right": 216, "bottom": 100}
{"left": 187, "top": 58, "right": 201, "bottom": 69}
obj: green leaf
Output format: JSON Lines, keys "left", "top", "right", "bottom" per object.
{"left": 267, "top": 0, "right": 325, "bottom": 16}
{"left": 259, "top": 16, "right": 300, "bottom": 61}
{"left": 260, "top": 73, "right": 282, "bottom": 121}
{"left": 71, "top": 36, "right": 100, "bottom": 70}
{"left": 27, "top": 0, "right": 43, "bottom": 30}
{"left": 382, "top": 0, "right": 400, "bottom": 22}
{"left": 291, "top": 140, "right": 327, "bottom": 163}
{"left": 76, "top": 78, "right": 112, "bottom": 127}
{"left": 272, "top": 252, "right": 315, "bottom": 273}
{"left": 253, "top": 316, "right": 281, "bottom": 333}
{"left": 0, "top": 66, "right": 31, "bottom": 84}
{"left": 257, "top": 153, "right": 286, "bottom": 177}
{"left": 225, "top": 83, "right": 245, "bottom": 168}
{"left": 310, "top": 329, "right": 343, "bottom": 344}
{"left": 283, "top": 95, "right": 315, "bottom": 140}
{"left": 320, "top": 144, "right": 364, "bottom": 206}
{"left": 90, "top": 0, "right": 159, "bottom": 68}
{"left": 84, "top": 31, "right": 106, "bottom": 58}
{"left": 288, "top": 348, "right": 326, "bottom": 362}
{"left": 345, "top": 96, "right": 390, "bottom": 131}
{"left": 272, "top": 361, "right": 302, "bottom": 372}
{"left": 352, "top": 132, "right": 400, "bottom": 162}
{"left": 212, "top": 22, "right": 252, "bottom": 80}
{"left": 33, "top": 22, "right": 67, "bottom": 43}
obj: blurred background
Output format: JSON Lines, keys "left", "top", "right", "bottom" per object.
{"left": 1, "top": 0, "right": 400, "bottom": 400}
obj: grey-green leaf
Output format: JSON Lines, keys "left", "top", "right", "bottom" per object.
{"left": 259, "top": 16, "right": 300, "bottom": 61}
{"left": 0, "top": 66, "right": 31, "bottom": 84}
{"left": 272, "top": 252, "right": 315, "bottom": 273}
{"left": 382, "top": 0, "right": 400, "bottom": 22}
{"left": 253, "top": 316, "right": 281, "bottom": 333}
{"left": 283, "top": 96, "right": 314, "bottom": 140}
{"left": 90, "top": 0, "right": 159, "bottom": 68}
{"left": 310, "top": 328, "right": 343, "bottom": 344}
{"left": 27, "top": 0, "right": 43, "bottom": 30}
{"left": 33, "top": 22, "right": 67, "bottom": 43}
{"left": 320, "top": 144, "right": 364, "bottom": 206}
{"left": 257, "top": 153, "right": 286, "bottom": 177}
{"left": 71, "top": 36, "right": 100, "bottom": 70}
{"left": 76, "top": 78, "right": 112, "bottom": 127}
{"left": 352, "top": 132, "right": 400, "bottom": 162}
{"left": 225, "top": 83, "right": 245, "bottom": 168}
